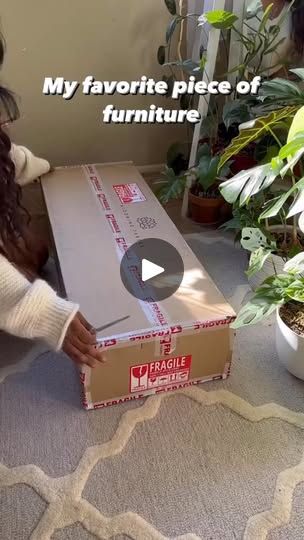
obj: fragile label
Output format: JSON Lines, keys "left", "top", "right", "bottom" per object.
{"left": 113, "top": 183, "right": 146, "bottom": 204}
{"left": 129, "top": 355, "right": 192, "bottom": 393}
{"left": 97, "top": 193, "right": 111, "bottom": 211}
{"left": 106, "top": 213, "right": 121, "bottom": 234}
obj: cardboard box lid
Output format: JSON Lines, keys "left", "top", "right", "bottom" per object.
{"left": 42, "top": 163, "right": 235, "bottom": 344}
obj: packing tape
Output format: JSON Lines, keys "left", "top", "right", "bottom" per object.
{"left": 82, "top": 165, "right": 236, "bottom": 357}
{"left": 80, "top": 365, "right": 93, "bottom": 410}
{"left": 90, "top": 372, "right": 230, "bottom": 410}
{"left": 94, "top": 316, "right": 235, "bottom": 351}
{"left": 82, "top": 164, "right": 172, "bottom": 333}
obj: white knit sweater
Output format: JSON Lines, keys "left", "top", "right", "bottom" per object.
{"left": 0, "top": 145, "right": 79, "bottom": 349}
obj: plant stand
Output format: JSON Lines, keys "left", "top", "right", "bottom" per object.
{"left": 182, "top": 0, "right": 246, "bottom": 218}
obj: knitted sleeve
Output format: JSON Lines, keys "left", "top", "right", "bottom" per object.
{"left": 0, "top": 254, "right": 79, "bottom": 350}
{"left": 10, "top": 144, "right": 51, "bottom": 186}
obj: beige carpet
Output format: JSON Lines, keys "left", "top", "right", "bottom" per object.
{"left": 1, "top": 230, "right": 304, "bottom": 540}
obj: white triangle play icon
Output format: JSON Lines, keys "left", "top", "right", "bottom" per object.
{"left": 142, "top": 259, "right": 165, "bottom": 282}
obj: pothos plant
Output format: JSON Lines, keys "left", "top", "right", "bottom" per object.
{"left": 232, "top": 254, "right": 304, "bottom": 329}
{"left": 220, "top": 106, "right": 304, "bottom": 328}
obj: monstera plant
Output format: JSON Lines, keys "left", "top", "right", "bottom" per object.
{"left": 220, "top": 105, "right": 304, "bottom": 284}
{"left": 222, "top": 106, "right": 304, "bottom": 380}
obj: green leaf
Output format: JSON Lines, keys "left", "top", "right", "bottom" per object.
{"left": 259, "top": 3, "right": 273, "bottom": 32}
{"left": 260, "top": 177, "right": 304, "bottom": 219}
{"left": 164, "top": 0, "right": 177, "bottom": 15}
{"left": 200, "top": 116, "right": 216, "bottom": 138}
{"left": 166, "top": 15, "right": 180, "bottom": 43}
{"left": 199, "top": 53, "right": 207, "bottom": 72}
{"left": 157, "top": 46, "right": 166, "bottom": 65}
{"left": 204, "top": 10, "right": 238, "bottom": 29}
{"left": 241, "top": 227, "right": 276, "bottom": 253}
{"left": 197, "top": 143, "right": 211, "bottom": 161}
{"left": 156, "top": 167, "right": 186, "bottom": 204}
{"left": 287, "top": 188, "right": 304, "bottom": 218}
{"left": 288, "top": 286, "right": 304, "bottom": 303}
{"left": 228, "top": 63, "right": 246, "bottom": 76}
{"left": 287, "top": 105, "right": 304, "bottom": 142}
{"left": 246, "top": 248, "right": 273, "bottom": 278}
{"left": 260, "top": 145, "right": 280, "bottom": 165}
{"left": 279, "top": 132, "right": 304, "bottom": 176}
{"left": 288, "top": 244, "right": 303, "bottom": 259}
{"left": 220, "top": 216, "right": 241, "bottom": 231}
{"left": 284, "top": 278, "right": 304, "bottom": 302}
{"left": 223, "top": 100, "right": 251, "bottom": 130}
{"left": 259, "top": 78, "right": 304, "bottom": 106}
{"left": 259, "top": 193, "right": 288, "bottom": 220}
{"left": 290, "top": 68, "right": 304, "bottom": 81}
{"left": 220, "top": 162, "right": 281, "bottom": 206}
{"left": 198, "top": 154, "right": 221, "bottom": 191}
{"left": 232, "top": 272, "right": 299, "bottom": 329}
{"left": 262, "top": 274, "right": 295, "bottom": 289}
{"left": 219, "top": 107, "right": 298, "bottom": 169}
{"left": 284, "top": 253, "right": 304, "bottom": 275}
{"left": 231, "top": 296, "right": 281, "bottom": 329}
{"left": 300, "top": 211, "right": 304, "bottom": 234}
{"left": 279, "top": 135, "right": 304, "bottom": 160}
{"left": 166, "top": 142, "right": 186, "bottom": 167}
{"left": 219, "top": 160, "right": 234, "bottom": 179}
{"left": 254, "top": 274, "right": 295, "bottom": 301}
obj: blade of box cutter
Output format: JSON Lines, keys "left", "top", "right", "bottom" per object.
{"left": 95, "top": 316, "right": 130, "bottom": 333}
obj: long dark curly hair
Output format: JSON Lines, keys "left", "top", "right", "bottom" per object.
{"left": 0, "top": 33, "right": 26, "bottom": 248}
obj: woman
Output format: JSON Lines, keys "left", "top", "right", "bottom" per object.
{"left": 0, "top": 35, "right": 103, "bottom": 368}
{"left": 246, "top": 0, "right": 304, "bottom": 76}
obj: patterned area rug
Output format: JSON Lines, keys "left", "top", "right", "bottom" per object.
{"left": 1, "top": 230, "right": 304, "bottom": 540}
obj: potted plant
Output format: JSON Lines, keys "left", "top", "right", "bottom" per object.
{"left": 219, "top": 92, "right": 304, "bottom": 288}
{"left": 232, "top": 253, "right": 304, "bottom": 379}
{"left": 156, "top": 143, "right": 231, "bottom": 225}
{"left": 157, "top": 3, "right": 293, "bottom": 217}
{"left": 228, "top": 107, "right": 304, "bottom": 377}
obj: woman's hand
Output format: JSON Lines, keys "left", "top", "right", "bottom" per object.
{"left": 63, "top": 312, "right": 104, "bottom": 368}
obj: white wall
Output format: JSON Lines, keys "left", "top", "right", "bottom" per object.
{"left": 1, "top": 1, "right": 185, "bottom": 166}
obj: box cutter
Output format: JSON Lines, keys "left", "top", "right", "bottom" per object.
{"left": 94, "top": 316, "right": 130, "bottom": 334}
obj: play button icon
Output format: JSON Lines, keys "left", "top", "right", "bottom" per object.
{"left": 142, "top": 259, "right": 164, "bottom": 282}
{"left": 120, "top": 238, "right": 184, "bottom": 302}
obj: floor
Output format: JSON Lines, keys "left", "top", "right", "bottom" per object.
{"left": 1, "top": 224, "right": 304, "bottom": 539}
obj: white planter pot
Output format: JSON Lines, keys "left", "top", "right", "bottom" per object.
{"left": 248, "top": 254, "right": 284, "bottom": 291}
{"left": 276, "top": 309, "right": 304, "bottom": 380}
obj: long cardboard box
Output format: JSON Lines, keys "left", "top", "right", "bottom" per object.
{"left": 42, "top": 163, "right": 236, "bottom": 409}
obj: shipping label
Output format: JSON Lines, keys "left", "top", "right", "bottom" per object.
{"left": 129, "top": 355, "right": 192, "bottom": 393}
{"left": 113, "top": 183, "right": 146, "bottom": 204}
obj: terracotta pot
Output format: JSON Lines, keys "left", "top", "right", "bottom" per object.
{"left": 188, "top": 192, "right": 224, "bottom": 225}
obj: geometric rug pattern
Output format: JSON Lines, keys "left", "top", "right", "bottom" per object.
{"left": 1, "top": 230, "right": 304, "bottom": 539}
